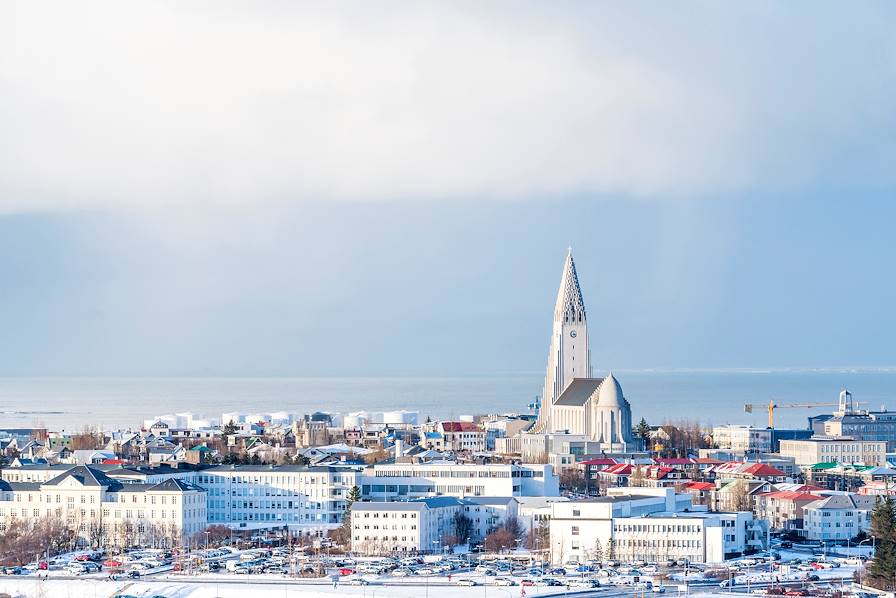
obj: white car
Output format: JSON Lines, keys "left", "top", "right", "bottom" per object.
{"left": 349, "top": 579, "right": 369, "bottom": 586}
{"left": 494, "top": 578, "right": 517, "bottom": 586}
{"left": 456, "top": 579, "right": 478, "bottom": 586}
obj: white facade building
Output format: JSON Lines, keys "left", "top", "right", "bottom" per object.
{"left": 361, "top": 463, "right": 558, "bottom": 500}
{"left": 535, "top": 249, "right": 591, "bottom": 433}
{"left": 779, "top": 437, "right": 887, "bottom": 466}
{"left": 549, "top": 488, "right": 766, "bottom": 565}
{"left": 191, "top": 465, "right": 359, "bottom": 533}
{"left": 802, "top": 493, "right": 875, "bottom": 541}
{"left": 712, "top": 425, "right": 772, "bottom": 454}
{"left": 529, "top": 251, "right": 637, "bottom": 452}
{"left": 351, "top": 496, "right": 519, "bottom": 555}
{"left": 0, "top": 465, "right": 206, "bottom": 547}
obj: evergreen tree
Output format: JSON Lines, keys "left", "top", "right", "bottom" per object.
{"left": 591, "top": 538, "right": 603, "bottom": 563}
{"left": 346, "top": 485, "right": 362, "bottom": 508}
{"left": 222, "top": 419, "right": 239, "bottom": 436}
{"left": 867, "top": 497, "right": 896, "bottom": 589}
{"left": 636, "top": 418, "right": 652, "bottom": 442}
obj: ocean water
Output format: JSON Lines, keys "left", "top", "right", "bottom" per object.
{"left": 0, "top": 371, "right": 895, "bottom": 432}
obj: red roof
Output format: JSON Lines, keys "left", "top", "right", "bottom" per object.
{"left": 644, "top": 466, "right": 676, "bottom": 479}
{"left": 602, "top": 464, "right": 633, "bottom": 475}
{"left": 759, "top": 490, "right": 824, "bottom": 501}
{"left": 744, "top": 463, "right": 786, "bottom": 477}
{"left": 101, "top": 459, "right": 128, "bottom": 465}
{"left": 682, "top": 482, "right": 715, "bottom": 491}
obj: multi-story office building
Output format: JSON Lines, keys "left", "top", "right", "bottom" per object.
{"left": 2, "top": 461, "right": 557, "bottom": 537}
{"left": 192, "top": 465, "right": 359, "bottom": 532}
{"left": 712, "top": 425, "right": 772, "bottom": 454}
{"left": 549, "top": 487, "right": 766, "bottom": 565}
{"left": 351, "top": 496, "right": 518, "bottom": 554}
{"left": 360, "top": 463, "right": 558, "bottom": 500}
{"left": 779, "top": 437, "right": 886, "bottom": 466}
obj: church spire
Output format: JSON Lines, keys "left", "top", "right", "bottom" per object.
{"left": 554, "top": 248, "right": 586, "bottom": 323}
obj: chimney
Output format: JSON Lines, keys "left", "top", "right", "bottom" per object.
{"left": 395, "top": 439, "right": 404, "bottom": 460}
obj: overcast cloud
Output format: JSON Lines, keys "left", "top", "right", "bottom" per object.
{"left": 1, "top": 1, "right": 894, "bottom": 212}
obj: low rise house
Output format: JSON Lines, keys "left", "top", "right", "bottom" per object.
{"left": 711, "top": 479, "right": 773, "bottom": 513}
{"left": 754, "top": 490, "right": 826, "bottom": 532}
{"left": 802, "top": 493, "right": 875, "bottom": 541}
{"left": 422, "top": 422, "right": 486, "bottom": 452}
{"left": 711, "top": 462, "right": 790, "bottom": 484}
{"left": 678, "top": 481, "right": 715, "bottom": 507}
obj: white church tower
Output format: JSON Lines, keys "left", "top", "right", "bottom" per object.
{"left": 535, "top": 249, "right": 591, "bottom": 431}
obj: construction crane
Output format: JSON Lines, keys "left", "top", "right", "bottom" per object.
{"left": 743, "top": 396, "right": 863, "bottom": 429}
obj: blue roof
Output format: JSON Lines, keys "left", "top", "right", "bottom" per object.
{"left": 425, "top": 432, "right": 443, "bottom": 439}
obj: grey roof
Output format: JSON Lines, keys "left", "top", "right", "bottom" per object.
{"left": 1, "top": 463, "right": 70, "bottom": 472}
{"left": 0, "top": 481, "right": 41, "bottom": 492}
{"left": 353, "top": 497, "right": 467, "bottom": 512}
{"left": 43, "top": 465, "right": 118, "bottom": 489}
{"left": 204, "top": 464, "right": 357, "bottom": 473}
{"left": 554, "top": 378, "right": 605, "bottom": 407}
{"left": 353, "top": 501, "right": 427, "bottom": 512}
{"left": 463, "top": 496, "right": 517, "bottom": 506}
{"left": 806, "top": 494, "right": 876, "bottom": 510}
{"left": 148, "top": 478, "right": 203, "bottom": 492}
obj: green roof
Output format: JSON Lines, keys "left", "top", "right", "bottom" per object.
{"left": 808, "top": 462, "right": 840, "bottom": 470}
{"left": 190, "top": 445, "right": 211, "bottom": 452}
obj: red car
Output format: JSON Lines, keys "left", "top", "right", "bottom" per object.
{"left": 74, "top": 555, "right": 93, "bottom": 562}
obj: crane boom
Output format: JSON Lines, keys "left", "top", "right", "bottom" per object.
{"left": 742, "top": 400, "right": 855, "bottom": 428}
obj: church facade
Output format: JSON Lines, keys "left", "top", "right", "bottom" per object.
{"left": 530, "top": 251, "right": 637, "bottom": 453}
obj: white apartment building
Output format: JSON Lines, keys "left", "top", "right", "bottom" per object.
{"left": 779, "top": 437, "right": 886, "bottom": 466}
{"left": 2, "top": 462, "right": 556, "bottom": 538}
{"left": 802, "top": 493, "right": 875, "bottom": 541}
{"left": 712, "top": 425, "right": 772, "bottom": 454}
{"left": 550, "top": 488, "right": 766, "bottom": 565}
{"left": 190, "top": 465, "right": 359, "bottom": 533}
{"left": 0, "top": 466, "right": 206, "bottom": 548}
{"left": 351, "top": 496, "right": 519, "bottom": 555}
{"left": 361, "top": 463, "right": 558, "bottom": 500}
{"left": 3, "top": 463, "right": 357, "bottom": 536}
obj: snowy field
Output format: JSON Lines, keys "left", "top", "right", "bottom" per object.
{"left": 0, "top": 577, "right": 586, "bottom": 598}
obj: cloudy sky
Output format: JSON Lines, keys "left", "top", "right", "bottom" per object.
{"left": 1, "top": 2, "right": 895, "bottom": 376}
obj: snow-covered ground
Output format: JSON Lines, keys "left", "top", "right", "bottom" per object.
{"left": 0, "top": 577, "right": 585, "bottom": 598}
